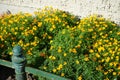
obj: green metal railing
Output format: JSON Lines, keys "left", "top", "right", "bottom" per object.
{"left": 0, "top": 45, "right": 70, "bottom": 80}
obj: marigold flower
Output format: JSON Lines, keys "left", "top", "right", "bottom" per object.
{"left": 88, "top": 28, "right": 93, "bottom": 32}
{"left": 96, "top": 53, "right": 100, "bottom": 58}
{"left": 109, "top": 62, "right": 113, "bottom": 66}
{"left": 63, "top": 62, "right": 67, "bottom": 65}
{"left": 58, "top": 48, "right": 62, "bottom": 53}
{"left": 98, "top": 46, "right": 105, "bottom": 52}
{"left": 52, "top": 56, "right": 56, "bottom": 60}
{"left": 105, "top": 57, "right": 110, "bottom": 62}
{"left": 89, "top": 49, "right": 94, "bottom": 53}
{"left": 9, "top": 52, "right": 13, "bottom": 55}
{"left": 104, "top": 71, "right": 108, "bottom": 75}
{"left": 57, "top": 67, "right": 61, "bottom": 70}
{"left": 64, "top": 53, "right": 67, "bottom": 57}
{"left": 61, "top": 73, "right": 65, "bottom": 77}
{"left": 59, "top": 64, "right": 63, "bottom": 68}
{"left": 50, "top": 28, "right": 53, "bottom": 31}
{"left": 84, "top": 57, "right": 89, "bottom": 61}
{"left": 38, "top": 22, "right": 42, "bottom": 27}
{"left": 76, "top": 60, "right": 80, "bottom": 64}
{"left": 72, "top": 48, "right": 77, "bottom": 54}
{"left": 53, "top": 69, "right": 57, "bottom": 73}
{"left": 43, "top": 66, "right": 47, "bottom": 70}
{"left": 104, "top": 77, "right": 109, "bottom": 80}
{"left": 78, "top": 75, "right": 82, "bottom": 80}
{"left": 113, "top": 72, "right": 117, "bottom": 76}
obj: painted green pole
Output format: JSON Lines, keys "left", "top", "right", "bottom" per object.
{"left": 12, "top": 45, "right": 26, "bottom": 80}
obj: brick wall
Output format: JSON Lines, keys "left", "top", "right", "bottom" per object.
{"left": 0, "top": 0, "right": 120, "bottom": 24}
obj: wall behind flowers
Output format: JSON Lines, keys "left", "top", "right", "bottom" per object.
{"left": 0, "top": 0, "right": 120, "bottom": 24}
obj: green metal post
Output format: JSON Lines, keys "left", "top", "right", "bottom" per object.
{"left": 12, "top": 45, "right": 26, "bottom": 80}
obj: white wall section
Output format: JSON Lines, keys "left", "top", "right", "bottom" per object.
{"left": 0, "top": 0, "right": 120, "bottom": 24}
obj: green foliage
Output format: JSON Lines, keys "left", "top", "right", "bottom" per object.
{"left": 40, "top": 15, "right": 120, "bottom": 80}
{"left": 0, "top": 7, "right": 120, "bottom": 80}
{"left": 0, "top": 7, "right": 79, "bottom": 67}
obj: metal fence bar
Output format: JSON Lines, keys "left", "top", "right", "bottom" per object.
{"left": 0, "top": 45, "right": 70, "bottom": 80}
{"left": 12, "top": 45, "right": 26, "bottom": 80}
{"left": 0, "top": 59, "right": 69, "bottom": 80}
{"left": 0, "top": 59, "right": 12, "bottom": 68}
{"left": 26, "top": 67, "right": 70, "bottom": 80}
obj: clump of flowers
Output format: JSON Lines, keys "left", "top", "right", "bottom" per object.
{"left": 41, "top": 15, "right": 120, "bottom": 79}
{"left": 0, "top": 7, "right": 120, "bottom": 79}
{"left": 0, "top": 7, "right": 79, "bottom": 67}
{"left": 77, "top": 15, "right": 120, "bottom": 79}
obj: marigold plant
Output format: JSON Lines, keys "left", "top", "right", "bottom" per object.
{"left": 0, "top": 7, "right": 79, "bottom": 67}
{"left": 41, "top": 15, "right": 120, "bottom": 80}
{"left": 0, "top": 7, "right": 120, "bottom": 80}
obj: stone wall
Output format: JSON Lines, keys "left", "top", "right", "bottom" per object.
{"left": 0, "top": 0, "right": 120, "bottom": 24}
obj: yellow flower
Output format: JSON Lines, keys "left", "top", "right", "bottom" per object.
{"left": 78, "top": 75, "right": 82, "bottom": 80}
{"left": 104, "top": 71, "right": 108, "bottom": 75}
{"left": 0, "top": 35, "right": 2, "bottom": 39}
{"left": 98, "top": 46, "right": 105, "bottom": 52}
{"left": 48, "top": 35, "right": 52, "bottom": 39}
{"left": 42, "top": 33, "right": 47, "bottom": 39}
{"left": 49, "top": 56, "right": 52, "bottom": 59}
{"left": 50, "top": 46, "right": 54, "bottom": 50}
{"left": 58, "top": 48, "right": 62, "bottom": 53}
{"left": 108, "top": 69, "right": 113, "bottom": 72}
{"left": 38, "top": 22, "right": 42, "bottom": 27}
{"left": 9, "top": 52, "right": 13, "bottom": 55}
{"left": 113, "top": 72, "right": 116, "bottom": 76}
{"left": 101, "top": 59, "right": 104, "bottom": 62}
{"left": 116, "top": 56, "right": 119, "bottom": 61}
{"left": 61, "top": 73, "right": 65, "bottom": 77}
{"left": 93, "top": 43, "right": 98, "bottom": 48}
{"left": 109, "top": 62, "right": 113, "bottom": 66}
{"left": 117, "top": 32, "right": 120, "bottom": 35}
{"left": 50, "top": 40, "right": 53, "bottom": 44}
{"left": 27, "top": 50, "right": 32, "bottom": 55}
{"left": 75, "top": 45, "right": 81, "bottom": 48}
{"left": 58, "top": 46, "right": 62, "bottom": 53}
{"left": 57, "top": 67, "right": 61, "bottom": 70}
{"left": 76, "top": 60, "right": 80, "bottom": 64}
{"left": 113, "top": 62, "right": 118, "bottom": 67}
{"left": 53, "top": 69, "right": 57, "bottom": 73}
{"left": 72, "top": 48, "right": 77, "bottom": 54}
{"left": 96, "top": 65, "right": 103, "bottom": 71}
{"left": 31, "top": 41, "right": 37, "bottom": 46}
{"left": 43, "top": 66, "right": 47, "bottom": 70}
{"left": 63, "top": 62, "right": 67, "bottom": 65}
{"left": 57, "top": 64, "right": 63, "bottom": 70}
{"left": 104, "top": 78, "right": 109, "bottom": 80}
{"left": 50, "top": 28, "right": 53, "bottom": 31}
{"left": 64, "top": 53, "right": 67, "bottom": 57}
{"left": 95, "top": 53, "right": 100, "bottom": 58}
{"left": 103, "top": 53, "right": 108, "bottom": 57}
{"left": 88, "top": 28, "right": 93, "bottom": 32}
{"left": 92, "top": 35, "right": 96, "bottom": 39}
{"left": 89, "top": 49, "right": 94, "bottom": 53}
{"left": 84, "top": 57, "right": 89, "bottom": 61}
{"left": 52, "top": 25, "right": 56, "bottom": 29}
{"left": 49, "top": 56, "right": 56, "bottom": 60}
{"left": 33, "top": 26, "right": 37, "bottom": 31}
{"left": 59, "top": 64, "right": 63, "bottom": 68}
{"left": 62, "top": 30, "right": 66, "bottom": 34}
{"left": 9, "top": 20, "right": 13, "bottom": 24}
{"left": 105, "top": 57, "right": 110, "bottom": 62}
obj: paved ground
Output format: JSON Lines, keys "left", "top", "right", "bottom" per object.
{"left": 0, "top": 65, "right": 36, "bottom": 80}
{"left": 0, "top": 65, "right": 15, "bottom": 80}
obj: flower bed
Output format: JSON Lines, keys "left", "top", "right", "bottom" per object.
{"left": 0, "top": 7, "right": 120, "bottom": 80}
